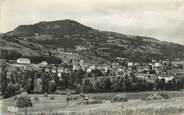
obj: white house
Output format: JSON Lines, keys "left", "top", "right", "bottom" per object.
{"left": 39, "top": 61, "right": 48, "bottom": 68}
{"left": 128, "top": 62, "right": 133, "bottom": 67}
{"left": 158, "top": 75, "right": 174, "bottom": 83}
{"left": 17, "top": 58, "right": 30, "bottom": 64}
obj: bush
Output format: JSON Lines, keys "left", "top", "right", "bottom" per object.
{"left": 49, "top": 80, "right": 57, "bottom": 93}
{"left": 34, "top": 96, "right": 39, "bottom": 100}
{"left": 78, "top": 97, "right": 103, "bottom": 105}
{"left": 144, "top": 93, "right": 165, "bottom": 101}
{"left": 118, "top": 96, "right": 128, "bottom": 102}
{"left": 19, "top": 88, "right": 26, "bottom": 94}
{"left": 44, "top": 93, "right": 48, "bottom": 97}
{"left": 111, "top": 96, "right": 119, "bottom": 103}
{"left": 15, "top": 92, "right": 32, "bottom": 108}
{"left": 111, "top": 95, "right": 128, "bottom": 103}
{"left": 50, "top": 96, "right": 55, "bottom": 100}
{"left": 159, "top": 93, "right": 169, "bottom": 99}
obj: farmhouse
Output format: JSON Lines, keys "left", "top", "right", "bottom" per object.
{"left": 17, "top": 58, "right": 30, "bottom": 64}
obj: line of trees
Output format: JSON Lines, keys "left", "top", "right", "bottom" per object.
{"left": 82, "top": 76, "right": 184, "bottom": 93}
{"left": 82, "top": 76, "right": 154, "bottom": 93}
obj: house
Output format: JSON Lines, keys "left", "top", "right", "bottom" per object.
{"left": 137, "top": 66, "right": 149, "bottom": 73}
{"left": 137, "top": 74, "right": 148, "bottom": 79}
{"left": 75, "top": 46, "right": 87, "bottom": 51}
{"left": 158, "top": 75, "right": 174, "bottom": 83}
{"left": 39, "top": 61, "right": 48, "bottom": 68}
{"left": 17, "top": 58, "right": 30, "bottom": 65}
{"left": 128, "top": 62, "right": 133, "bottom": 67}
{"left": 116, "top": 57, "right": 128, "bottom": 64}
{"left": 63, "top": 35, "right": 70, "bottom": 38}
{"left": 57, "top": 48, "right": 65, "bottom": 53}
{"left": 154, "top": 62, "right": 161, "bottom": 67}
{"left": 172, "top": 60, "right": 184, "bottom": 68}
{"left": 34, "top": 33, "right": 39, "bottom": 36}
{"left": 79, "top": 59, "right": 85, "bottom": 66}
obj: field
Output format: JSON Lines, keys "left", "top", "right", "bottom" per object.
{"left": 1, "top": 91, "right": 184, "bottom": 115}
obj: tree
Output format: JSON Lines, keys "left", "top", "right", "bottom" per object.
{"left": 49, "top": 78, "right": 57, "bottom": 93}
{"left": 83, "top": 79, "right": 94, "bottom": 93}
{"left": 15, "top": 92, "right": 32, "bottom": 108}
{"left": 159, "top": 78, "right": 166, "bottom": 90}
{"left": 104, "top": 78, "right": 112, "bottom": 92}
{"left": 4, "top": 82, "right": 16, "bottom": 98}
{"left": 41, "top": 69, "right": 49, "bottom": 93}
{"left": 1, "top": 66, "right": 8, "bottom": 96}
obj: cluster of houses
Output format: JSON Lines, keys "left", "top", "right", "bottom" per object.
{"left": 1, "top": 56, "right": 184, "bottom": 84}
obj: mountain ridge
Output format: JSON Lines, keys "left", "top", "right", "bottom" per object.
{"left": 1, "top": 19, "right": 184, "bottom": 63}
{"left": 8, "top": 19, "right": 93, "bottom": 37}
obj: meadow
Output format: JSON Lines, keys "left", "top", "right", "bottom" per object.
{"left": 1, "top": 91, "right": 184, "bottom": 115}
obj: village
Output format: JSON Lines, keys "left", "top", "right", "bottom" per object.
{"left": 1, "top": 54, "right": 184, "bottom": 98}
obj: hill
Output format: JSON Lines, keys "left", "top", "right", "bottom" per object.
{"left": 1, "top": 19, "right": 184, "bottom": 63}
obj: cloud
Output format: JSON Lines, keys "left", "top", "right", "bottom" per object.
{"left": 0, "top": 0, "right": 183, "bottom": 44}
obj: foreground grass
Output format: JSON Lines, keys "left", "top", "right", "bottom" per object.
{"left": 1, "top": 93, "right": 184, "bottom": 115}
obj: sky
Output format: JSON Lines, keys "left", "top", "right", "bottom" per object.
{"left": 0, "top": 0, "right": 184, "bottom": 44}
